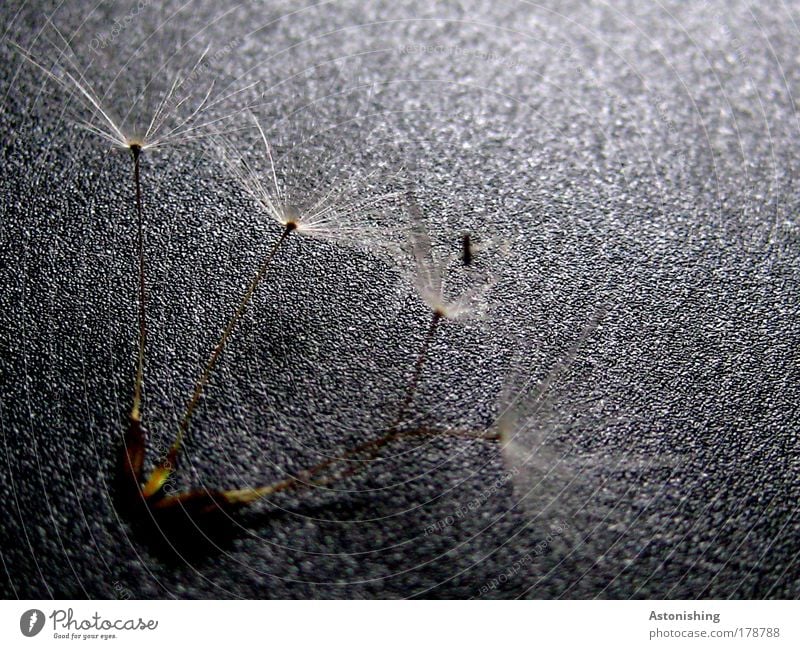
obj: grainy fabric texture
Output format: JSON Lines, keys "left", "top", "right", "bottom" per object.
{"left": 0, "top": 0, "right": 798, "bottom": 598}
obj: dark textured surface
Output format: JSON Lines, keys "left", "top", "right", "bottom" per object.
{"left": 0, "top": 0, "right": 798, "bottom": 599}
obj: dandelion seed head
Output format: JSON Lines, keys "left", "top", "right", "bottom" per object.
{"left": 495, "top": 311, "right": 677, "bottom": 533}
{"left": 14, "top": 27, "right": 255, "bottom": 155}
{"left": 282, "top": 205, "right": 302, "bottom": 227}
{"left": 218, "top": 115, "right": 405, "bottom": 254}
{"left": 402, "top": 207, "right": 499, "bottom": 322}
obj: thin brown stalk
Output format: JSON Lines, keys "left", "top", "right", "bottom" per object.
{"left": 396, "top": 310, "right": 443, "bottom": 424}
{"left": 122, "top": 144, "right": 147, "bottom": 494}
{"left": 157, "top": 426, "right": 501, "bottom": 511}
{"left": 143, "top": 223, "right": 295, "bottom": 496}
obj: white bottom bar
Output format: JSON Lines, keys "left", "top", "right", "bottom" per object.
{"left": 1, "top": 600, "right": 797, "bottom": 648}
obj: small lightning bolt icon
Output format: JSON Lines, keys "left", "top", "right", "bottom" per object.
{"left": 28, "top": 612, "right": 38, "bottom": 632}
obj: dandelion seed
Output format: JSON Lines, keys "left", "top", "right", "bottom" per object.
{"left": 140, "top": 220, "right": 293, "bottom": 497}
{"left": 391, "top": 197, "right": 501, "bottom": 420}
{"left": 14, "top": 25, "right": 258, "bottom": 503}
{"left": 405, "top": 206, "right": 498, "bottom": 323}
{"left": 148, "top": 210, "right": 505, "bottom": 511}
{"left": 216, "top": 114, "right": 404, "bottom": 253}
{"left": 144, "top": 199, "right": 506, "bottom": 511}
{"left": 495, "top": 311, "right": 607, "bottom": 513}
{"left": 495, "top": 309, "right": 676, "bottom": 538}
{"left": 141, "top": 115, "right": 404, "bottom": 496}
{"left": 13, "top": 24, "right": 256, "bottom": 152}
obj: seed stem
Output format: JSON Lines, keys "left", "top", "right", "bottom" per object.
{"left": 143, "top": 223, "right": 295, "bottom": 496}
{"left": 122, "top": 144, "right": 147, "bottom": 491}
{"left": 396, "top": 310, "right": 443, "bottom": 424}
{"left": 131, "top": 144, "right": 145, "bottom": 423}
{"left": 212, "top": 426, "right": 500, "bottom": 507}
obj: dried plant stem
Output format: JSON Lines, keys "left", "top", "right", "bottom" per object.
{"left": 396, "top": 310, "right": 443, "bottom": 423}
{"left": 152, "top": 426, "right": 500, "bottom": 511}
{"left": 122, "top": 145, "right": 147, "bottom": 491}
{"left": 143, "top": 223, "right": 295, "bottom": 496}
{"left": 131, "top": 145, "right": 146, "bottom": 423}
{"left": 291, "top": 426, "right": 500, "bottom": 491}
{"left": 144, "top": 297, "right": 498, "bottom": 515}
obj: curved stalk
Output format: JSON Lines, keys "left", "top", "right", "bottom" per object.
{"left": 151, "top": 426, "right": 500, "bottom": 512}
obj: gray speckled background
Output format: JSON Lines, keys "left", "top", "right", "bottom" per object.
{"left": 1, "top": 0, "right": 798, "bottom": 599}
